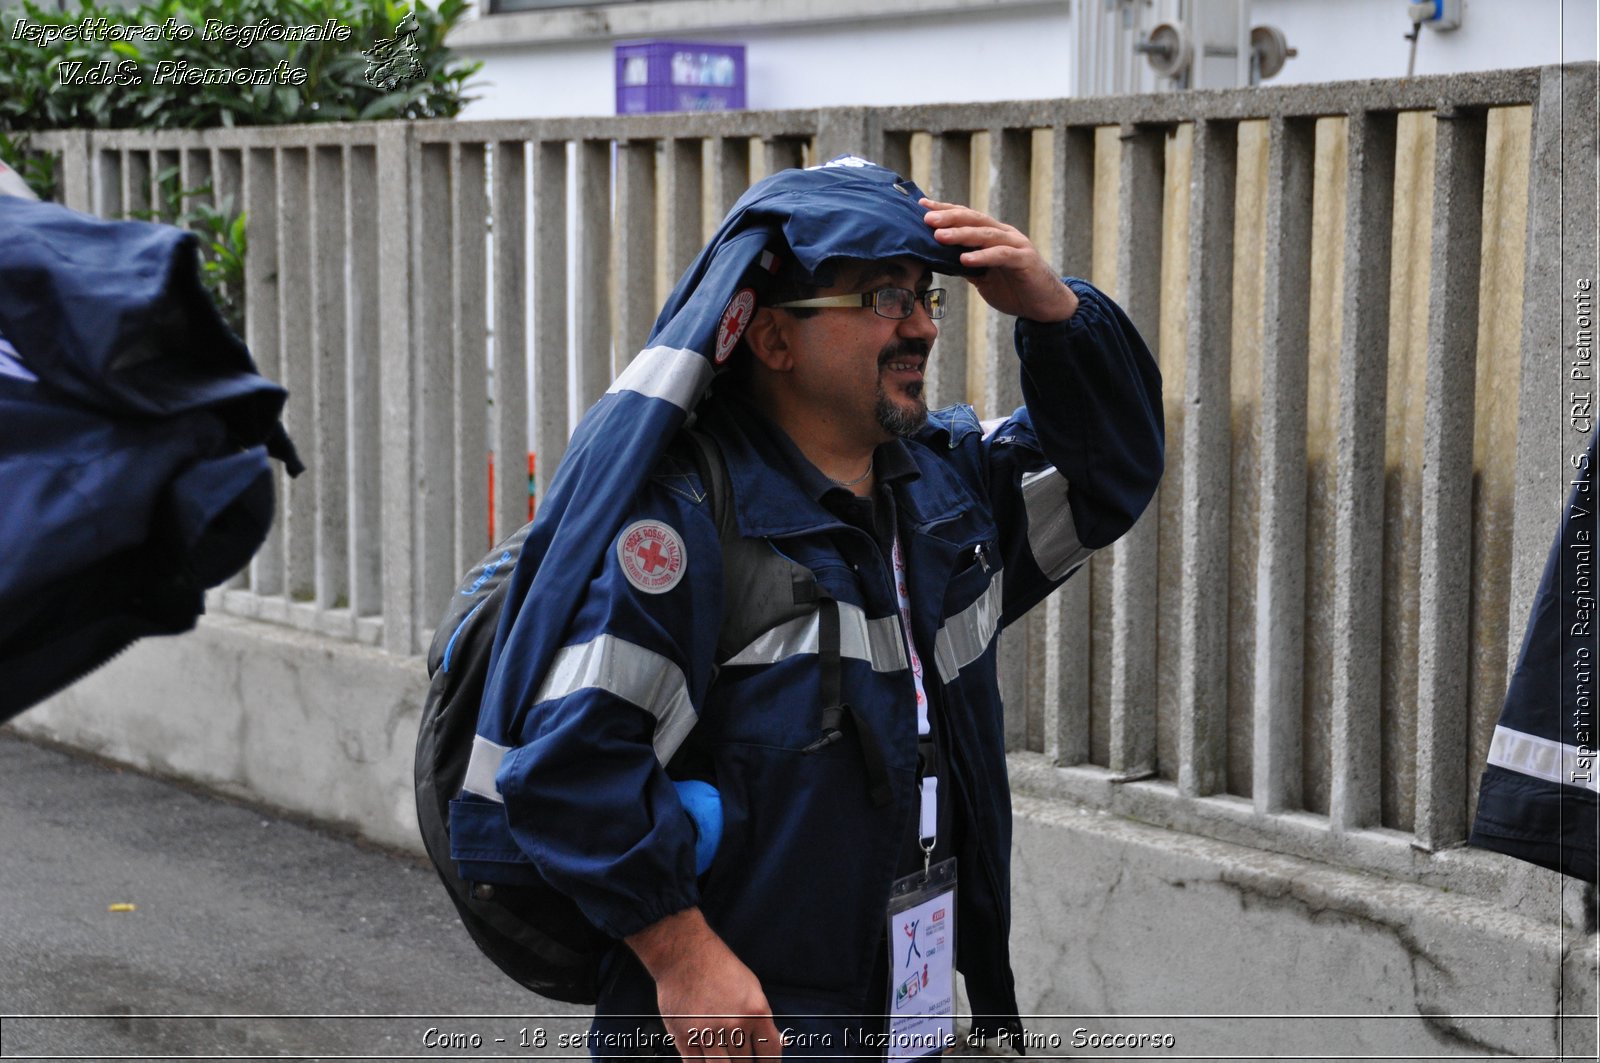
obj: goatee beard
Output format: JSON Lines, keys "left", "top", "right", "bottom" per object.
{"left": 875, "top": 379, "right": 927, "bottom": 437}
{"left": 875, "top": 339, "right": 931, "bottom": 437}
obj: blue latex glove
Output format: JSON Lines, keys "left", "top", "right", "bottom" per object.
{"left": 672, "top": 779, "right": 723, "bottom": 875}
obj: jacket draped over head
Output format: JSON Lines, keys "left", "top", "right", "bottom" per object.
{"left": 0, "top": 197, "right": 301, "bottom": 721}
{"left": 479, "top": 157, "right": 975, "bottom": 760}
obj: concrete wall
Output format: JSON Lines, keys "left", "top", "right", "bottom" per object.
{"left": 1008, "top": 794, "right": 1596, "bottom": 1058}
{"left": 12, "top": 616, "right": 426, "bottom": 853}
{"left": 11, "top": 621, "right": 1594, "bottom": 1058}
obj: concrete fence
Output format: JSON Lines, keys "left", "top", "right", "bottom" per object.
{"left": 19, "top": 63, "right": 1599, "bottom": 1054}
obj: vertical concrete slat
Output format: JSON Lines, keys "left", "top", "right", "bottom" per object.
{"left": 1045, "top": 574, "right": 1092, "bottom": 766}
{"left": 615, "top": 139, "right": 658, "bottom": 366}
{"left": 181, "top": 147, "right": 212, "bottom": 210}
{"left": 212, "top": 142, "right": 251, "bottom": 594}
{"left": 1253, "top": 116, "right": 1316, "bottom": 813}
{"left": 1053, "top": 126, "right": 1097, "bottom": 274}
{"left": 415, "top": 141, "right": 455, "bottom": 630}
{"left": 155, "top": 148, "right": 180, "bottom": 222}
{"left": 1509, "top": 65, "right": 1599, "bottom": 663}
{"left": 1502, "top": 61, "right": 1600, "bottom": 974}
{"left": 1024, "top": 552, "right": 1049, "bottom": 754}
{"left": 710, "top": 136, "right": 750, "bottom": 222}
{"left": 310, "top": 144, "right": 350, "bottom": 611}
{"left": 815, "top": 108, "right": 878, "bottom": 164}
{"left": 881, "top": 130, "right": 914, "bottom": 180}
{"left": 763, "top": 137, "right": 804, "bottom": 175}
{"left": 982, "top": 128, "right": 1031, "bottom": 421}
{"left": 1107, "top": 122, "right": 1167, "bottom": 779}
{"left": 1414, "top": 107, "right": 1489, "bottom": 850}
{"left": 347, "top": 144, "right": 383, "bottom": 620}
{"left": 575, "top": 139, "right": 613, "bottom": 409}
{"left": 493, "top": 141, "right": 530, "bottom": 541}
{"left": 663, "top": 138, "right": 704, "bottom": 284}
{"left": 1044, "top": 123, "right": 1097, "bottom": 767}
{"left": 533, "top": 141, "right": 571, "bottom": 500}
{"left": 124, "top": 149, "right": 150, "bottom": 219}
{"left": 1177, "top": 119, "right": 1238, "bottom": 799}
{"left": 453, "top": 143, "right": 490, "bottom": 568}
{"left": 1329, "top": 110, "right": 1397, "bottom": 833}
{"left": 277, "top": 148, "right": 315, "bottom": 604}
{"left": 924, "top": 133, "right": 971, "bottom": 409}
{"left": 985, "top": 127, "right": 1032, "bottom": 753}
{"left": 58, "top": 131, "right": 90, "bottom": 213}
{"left": 243, "top": 146, "right": 282, "bottom": 598}
{"left": 214, "top": 147, "right": 242, "bottom": 219}
{"left": 376, "top": 125, "right": 417, "bottom": 654}
{"left": 95, "top": 145, "right": 122, "bottom": 218}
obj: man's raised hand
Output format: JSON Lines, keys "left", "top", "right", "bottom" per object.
{"left": 920, "top": 198, "right": 1079, "bottom": 323}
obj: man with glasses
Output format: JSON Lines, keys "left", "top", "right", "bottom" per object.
{"left": 473, "top": 159, "right": 1162, "bottom": 1059}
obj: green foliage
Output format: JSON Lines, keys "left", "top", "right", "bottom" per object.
{"left": 0, "top": 0, "right": 482, "bottom": 131}
{"left": 0, "top": 0, "right": 480, "bottom": 337}
{"left": 0, "top": 131, "right": 61, "bottom": 202}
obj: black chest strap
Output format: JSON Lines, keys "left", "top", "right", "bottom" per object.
{"left": 683, "top": 429, "right": 891, "bottom": 808}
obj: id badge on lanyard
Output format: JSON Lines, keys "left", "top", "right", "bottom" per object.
{"left": 881, "top": 528, "right": 955, "bottom": 1059}
{"left": 884, "top": 858, "right": 957, "bottom": 1061}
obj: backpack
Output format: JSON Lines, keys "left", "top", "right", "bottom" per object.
{"left": 414, "top": 428, "right": 828, "bottom": 1002}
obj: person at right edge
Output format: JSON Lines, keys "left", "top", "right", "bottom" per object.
{"left": 478, "top": 159, "right": 1164, "bottom": 1059}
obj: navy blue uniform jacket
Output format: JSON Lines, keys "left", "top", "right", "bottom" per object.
{"left": 0, "top": 197, "right": 300, "bottom": 721}
{"left": 458, "top": 158, "right": 1163, "bottom": 1048}
{"left": 1469, "top": 434, "right": 1598, "bottom": 882}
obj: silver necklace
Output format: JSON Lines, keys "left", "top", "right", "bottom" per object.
{"left": 830, "top": 456, "right": 874, "bottom": 488}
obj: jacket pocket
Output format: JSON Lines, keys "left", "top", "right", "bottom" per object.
{"left": 699, "top": 740, "right": 905, "bottom": 999}
{"left": 448, "top": 795, "right": 544, "bottom": 884}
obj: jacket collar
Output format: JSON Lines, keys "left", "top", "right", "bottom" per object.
{"left": 698, "top": 390, "right": 974, "bottom": 539}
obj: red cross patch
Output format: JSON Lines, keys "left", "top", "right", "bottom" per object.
{"left": 618, "top": 520, "right": 686, "bottom": 594}
{"left": 714, "top": 288, "right": 756, "bottom": 365}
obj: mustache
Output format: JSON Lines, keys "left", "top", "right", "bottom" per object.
{"left": 878, "top": 339, "right": 931, "bottom": 366}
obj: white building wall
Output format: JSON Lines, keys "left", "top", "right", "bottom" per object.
{"left": 1252, "top": 0, "right": 1597, "bottom": 85}
{"left": 455, "top": 4, "right": 1074, "bottom": 120}
{"left": 452, "top": 0, "right": 1597, "bottom": 121}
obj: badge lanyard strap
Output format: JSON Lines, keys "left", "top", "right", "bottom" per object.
{"left": 890, "top": 529, "right": 937, "bottom": 876}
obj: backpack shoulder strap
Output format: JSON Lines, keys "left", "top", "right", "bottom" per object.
{"left": 681, "top": 427, "right": 884, "bottom": 803}
{"left": 683, "top": 427, "right": 735, "bottom": 544}
{"left": 681, "top": 427, "right": 818, "bottom": 664}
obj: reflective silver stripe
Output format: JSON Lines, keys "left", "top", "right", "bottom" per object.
{"left": 606, "top": 345, "right": 712, "bottom": 412}
{"left": 461, "top": 634, "right": 697, "bottom": 803}
{"left": 725, "top": 603, "right": 908, "bottom": 673}
{"left": 463, "top": 734, "right": 511, "bottom": 802}
{"left": 863, "top": 611, "right": 909, "bottom": 674}
{"left": 1021, "top": 466, "right": 1094, "bottom": 580}
{"left": 0, "top": 331, "right": 38, "bottom": 384}
{"left": 538, "top": 635, "right": 698, "bottom": 762}
{"left": 934, "top": 569, "right": 1004, "bottom": 684}
{"left": 1487, "top": 724, "right": 1600, "bottom": 795}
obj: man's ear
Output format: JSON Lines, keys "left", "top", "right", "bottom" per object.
{"left": 743, "top": 307, "right": 793, "bottom": 372}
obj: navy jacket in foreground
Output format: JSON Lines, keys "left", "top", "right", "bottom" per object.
{"left": 0, "top": 197, "right": 301, "bottom": 721}
{"left": 1469, "top": 434, "right": 1598, "bottom": 882}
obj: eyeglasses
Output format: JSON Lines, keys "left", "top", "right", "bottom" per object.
{"left": 772, "top": 286, "right": 947, "bottom": 321}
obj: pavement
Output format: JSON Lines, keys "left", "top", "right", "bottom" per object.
{"left": 0, "top": 731, "right": 594, "bottom": 1061}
